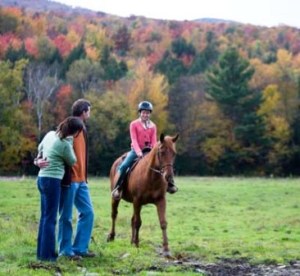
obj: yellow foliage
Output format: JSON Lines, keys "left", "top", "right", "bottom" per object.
{"left": 66, "top": 30, "right": 81, "bottom": 46}
{"left": 198, "top": 101, "right": 236, "bottom": 164}
{"left": 258, "top": 85, "right": 281, "bottom": 116}
{"left": 127, "top": 58, "right": 169, "bottom": 132}
{"left": 31, "top": 16, "right": 47, "bottom": 36}
{"left": 258, "top": 84, "right": 291, "bottom": 166}
{"left": 85, "top": 24, "right": 112, "bottom": 60}
{"left": 277, "top": 49, "right": 292, "bottom": 69}
{"left": 250, "top": 58, "right": 277, "bottom": 89}
{"left": 202, "top": 138, "right": 226, "bottom": 164}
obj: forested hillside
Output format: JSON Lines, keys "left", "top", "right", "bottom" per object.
{"left": 1, "top": 0, "right": 300, "bottom": 176}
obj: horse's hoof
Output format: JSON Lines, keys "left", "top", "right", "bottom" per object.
{"left": 163, "top": 250, "right": 172, "bottom": 258}
{"left": 107, "top": 234, "right": 115, "bottom": 242}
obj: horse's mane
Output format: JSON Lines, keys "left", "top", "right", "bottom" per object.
{"left": 141, "top": 141, "right": 159, "bottom": 170}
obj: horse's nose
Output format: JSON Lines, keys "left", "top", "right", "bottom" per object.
{"left": 165, "top": 174, "right": 174, "bottom": 184}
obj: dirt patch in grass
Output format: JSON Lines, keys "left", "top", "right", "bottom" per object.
{"left": 162, "top": 257, "right": 300, "bottom": 275}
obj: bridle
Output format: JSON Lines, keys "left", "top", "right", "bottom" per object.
{"left": 149, "top": 147, "right": 175, "bottom": 176}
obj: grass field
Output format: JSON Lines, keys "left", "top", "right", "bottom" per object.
{"left": 0, "top": 176, "right": 299, "bottom": 275}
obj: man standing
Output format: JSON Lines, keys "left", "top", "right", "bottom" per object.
{"left": 58, "top": 99, "right": 95, "bottom": 258}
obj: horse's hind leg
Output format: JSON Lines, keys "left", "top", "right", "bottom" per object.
{"left": 131, "top": 202, "right": 142, "bottom": 247}
{"left": 156, "top": 198, "right": 171, "bottom": 257}
{"left": 107, "top": 198, "right": 120, "bottom": 242}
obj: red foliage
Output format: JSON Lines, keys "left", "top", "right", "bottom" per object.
{"left": 53, "top": 35, "right": 73, "bottom": 58}
{"left": 54, "top": 84, "right": 73, "bottom": 122}
{"left": 181, "top": 54, "right": 194, "bottom": 67}
{"left": 146, "top": 51, "right": 163, "bottom": 69}
{"left": 24, "top": 37, "right": 39, "bottom": 58}
{"left": 0, "top": 34, "right": 12, "bottom": 58}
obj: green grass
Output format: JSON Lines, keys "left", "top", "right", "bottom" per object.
{"left": 0, "top": 177, "right": 300, "bottom": 275}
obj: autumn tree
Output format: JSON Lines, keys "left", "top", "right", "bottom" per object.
{"left": 189, "top": 31, "right": 219, "bottom": 74}
{"left": 155, "top": 37, "right": 197, "bottom": 84}
{"left": 100, "top": 45, "right": 128, "bottom": 82}
{"left": 66, "top": 58, "right": 104, "bottom": 97}
{"left": 0, "top": 8, "right": 18, "bottom": 34}
{"left": 85, "top": 90, "right": 131, "bottom": 175}
{"left": 126, "top": 58, "right": 169, "bottom": 132}
{"left": 60, "top": 42, "right": 86, "bottom": 79}
{"left": 0, "top": 59, "right": 36, "bottom": 174}
{"left": 24, "top": 62, "right": 61, "bottom": 139}
{"left": 112, "top": 24, "right": 131, "bottom": 56}
{"left": 258, "top": 84, "right": 291, "bottom": 174}
{"left": 5, "top": 43, "right": 29, "bottom": 63}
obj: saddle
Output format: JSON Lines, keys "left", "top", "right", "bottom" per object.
{"left": 121, "top": 147, "right": 152, "bottom": 177}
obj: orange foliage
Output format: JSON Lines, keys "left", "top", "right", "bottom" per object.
{"left": 3, "top": 7, "right": 22, "bottom": 17}
{"left": 85, "top": 46, "right": 99, "bottom": 61}
{"left": 10, "top": 37, "right": 22, "bottom": 50}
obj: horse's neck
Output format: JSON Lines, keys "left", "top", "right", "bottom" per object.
{"left": 146, "top": 147, "right": 159, "bottom": 171}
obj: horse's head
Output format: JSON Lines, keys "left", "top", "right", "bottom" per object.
{"left": 156, "top": 133, "right": 179, "bottom": 185}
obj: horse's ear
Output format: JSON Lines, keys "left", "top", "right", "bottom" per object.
{"left": 160, "top": 133, "right": 165, "bottom": 143}
{"left": 172, "top": 133, "right": 179, "bottom": 143}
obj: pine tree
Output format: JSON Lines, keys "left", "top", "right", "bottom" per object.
{"left": 206, "top": 47, "right": 269, "bottom": 173}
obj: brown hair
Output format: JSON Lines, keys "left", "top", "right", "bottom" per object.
{"left": 72, "top": 99, "right": 91, "bottom": 117}
{"left": 56, "top": 116, "right": 84, "bottom": 139}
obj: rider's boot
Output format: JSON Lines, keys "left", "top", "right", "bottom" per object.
{"left": 111, "top": 171, "right": 125, "bottom": 200}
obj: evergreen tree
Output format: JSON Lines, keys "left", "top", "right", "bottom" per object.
{"left": 60, "top": 42, "right": 86, "bottom": 79}
{"left": 155, "top": 50, "right": 187, "bottom": 84}
{"left": 206, "top": 47, "right": 269, "bottom": 173}
{"left": 100, "top": 45, "right": 128, "bottom": 81}
{"left": 5, "top": 43, "right": 29, "bottom": 63}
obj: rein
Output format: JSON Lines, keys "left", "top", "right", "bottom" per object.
{"left": 149, "top": 147, "right": 174, "bottom": 175}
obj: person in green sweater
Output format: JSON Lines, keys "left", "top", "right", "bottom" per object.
{"left": 36, "top": 116, "right": 84, "bottom": 262}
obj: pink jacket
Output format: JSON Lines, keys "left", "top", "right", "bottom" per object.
{"left": 130, "top": 118, "right": 157, "bottom": 155}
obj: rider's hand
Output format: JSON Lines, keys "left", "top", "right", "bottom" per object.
{"left": 34, "top": 157, "right": 50, "bottom": 168}
{"left": 137, "top": 152, "right": 143, "bottom": 158}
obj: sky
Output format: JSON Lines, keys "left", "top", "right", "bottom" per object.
{"left": 54, "top": 0, "right": 300, "bottom": 28}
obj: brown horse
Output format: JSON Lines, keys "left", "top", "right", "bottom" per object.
{"left": 107, "top": 133, "right": 179, "bottom": 257}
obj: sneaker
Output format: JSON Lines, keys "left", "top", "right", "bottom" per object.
{"left": 111, "top": 187, "right": 122, "bottom": 200}
{"left": 167, "top": 184, "right": 178, "bottom": 194}
{"left": 58, "top": 253, "right": 82, "bottom": 261}
{"left": 67, "top": 255, "right": 82, "bottom": 261}
{"left": 77, "top": 251, "right": 96, "bottom": 258}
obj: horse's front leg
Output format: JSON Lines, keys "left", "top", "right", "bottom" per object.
{"left": 156, "top": 197, "right": 171, "bottom": 257}
{"left": 131, "top": 202, "right": 142, "bottom": 247}
{"left": 107, "top": 198, "right": 120, "bottom": 242}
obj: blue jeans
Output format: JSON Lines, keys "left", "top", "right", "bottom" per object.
{"left": 37, "top": 177, "right": 61, "bottom": 261}
{"left": 58, "top": 182, "right": 94, "bottom": 256}
{"left": 118, "top": 150, "right": 138, "bottom": 175}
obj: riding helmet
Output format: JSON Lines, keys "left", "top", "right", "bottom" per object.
{"left": 138, "top": 101, "right": 153, "bottom": 112}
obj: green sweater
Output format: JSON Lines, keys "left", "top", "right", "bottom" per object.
{"left": 38, "top": 131, "right": 77, "bottom": 179}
